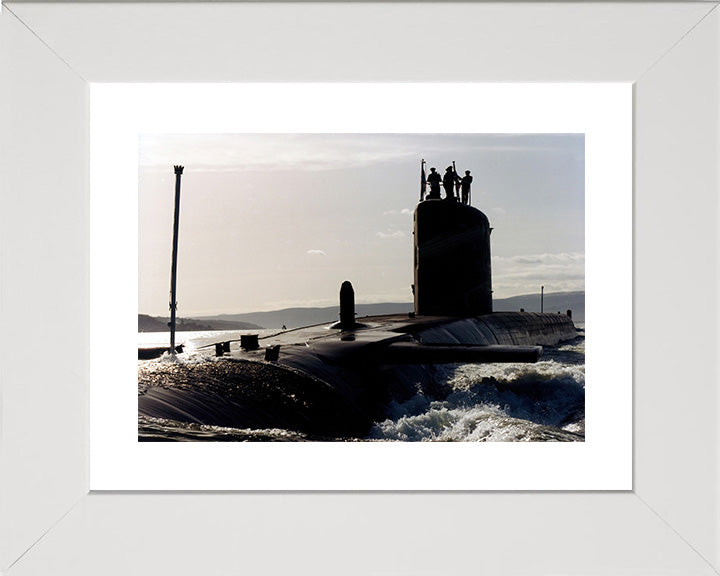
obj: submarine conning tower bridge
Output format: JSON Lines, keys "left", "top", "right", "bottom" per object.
{"left": 414, "top": 199, "right": 493, "bottom": 317}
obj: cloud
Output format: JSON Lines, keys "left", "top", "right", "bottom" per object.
{"left": 382, "top": 208, "right": 413, "bottom": 217}
{"left": 376, "top": 230, "right": 406, "bottom": 239}
{"left": 509, "top": 256, "right": 542, "bottom": 264}
{"left": 306, "top": 249, "right": 327, "bottom": 256}
{"left": 139, "top": 134, "right": 419, "bottom": 173}
{"left": 140, "top": 133, "right": 584, "bottom": 174}
{"left": 494, "top": 252, "right": 584, "bottom": 265}
{"left": 492, "top": 252, "right": 585, "bottom": 297}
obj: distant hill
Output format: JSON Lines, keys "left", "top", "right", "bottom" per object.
{"left": 140, "top": 292, "right": 583, "bottom": 331}
{"left": 138, "top": 314, "right": 262, "bottom": 333}
{"left": 198, "top": 302, "right": 415, "bottom": 330}
{"left": 193, "top": 291, "right": 584, "bottom": 328}
{"left": 494, "top": 291, "right": 585, "bottom": 321}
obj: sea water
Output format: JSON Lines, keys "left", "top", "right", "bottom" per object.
{"left": 138, "top": 326, "right": 585, "bottom": 442}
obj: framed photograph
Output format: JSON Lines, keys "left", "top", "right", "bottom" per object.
{"left": 90, "top": 82, "right": 629, "bottom": 491}
{"left": 2, "top": 2, "right": 718, "bottom": 574}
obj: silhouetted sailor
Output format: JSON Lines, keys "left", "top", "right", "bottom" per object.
{"left": 460, "top": 170, "right": 473, "bottom": 205}
{"left": 426, "top": 167, "right": 441, "bottom": 199}
{"left": 443, "top": 166, "right": 457, "bottom": 201}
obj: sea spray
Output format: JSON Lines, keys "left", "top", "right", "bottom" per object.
{"left": 368, "top": 336, "right": 585, "bottom": 442}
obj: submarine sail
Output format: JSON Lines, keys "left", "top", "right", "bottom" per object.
{"left": 414, "top": 199, "right": 493, "bottom": 317}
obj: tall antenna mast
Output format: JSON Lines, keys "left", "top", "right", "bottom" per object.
{"left": 169, "top": 165, "right": 184, "bottom": 357}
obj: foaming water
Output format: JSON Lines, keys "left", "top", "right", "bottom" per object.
{"left": 368, "top": 334, "right": 585, "bottom": 442}
{"left": 139, "top": 415, "right": 317, "bottom": 441}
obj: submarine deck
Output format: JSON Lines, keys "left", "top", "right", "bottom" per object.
{"left": 181, "top": 310, "right": 578, "bottom": 363}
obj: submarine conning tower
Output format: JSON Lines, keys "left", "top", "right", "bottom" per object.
{"left": 414, "top": 199, "right": 493, "bottom": 317}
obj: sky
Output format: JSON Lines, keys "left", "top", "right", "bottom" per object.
{"left": 139, "top": 133, "right": 584, "bottom": 316}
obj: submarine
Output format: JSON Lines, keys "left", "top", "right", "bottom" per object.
{"left": 139, "top": 190, "right": 578, "bottom": 440}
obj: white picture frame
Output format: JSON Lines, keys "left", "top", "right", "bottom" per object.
{"left": 2, "top": 2, "right": 718, "bottom": 574}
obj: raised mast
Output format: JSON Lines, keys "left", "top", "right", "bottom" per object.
{"left": 169, "top": 165, "right": 184, "bottom": 357}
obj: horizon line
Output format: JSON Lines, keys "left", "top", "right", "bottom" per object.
{"left": 139, "top": 289, "right": 585, "bottom": 318}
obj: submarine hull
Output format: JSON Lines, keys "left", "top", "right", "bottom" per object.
{"left": 138, "top": 311, "right": 577, "bottom": 439}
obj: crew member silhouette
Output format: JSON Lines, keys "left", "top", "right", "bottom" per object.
{"left": 460, "top": 170, "right": 473, "bottom": 205}
{"left": 443, "top": 166, "right": 457, "bottom": 201}
{"left": 426, "top": 167, "right": 441, "bottom": 199}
